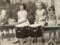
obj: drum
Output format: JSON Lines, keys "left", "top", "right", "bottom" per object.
{"left": 15, "top": 26, "right": 29, "bottom": 38}
{"left": 29, "top": 24, "right": 42, "bottom": 37}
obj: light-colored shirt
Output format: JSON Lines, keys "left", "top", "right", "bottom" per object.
{"left": 36, "top": 9, "right": 45, "bottom": 21}
{"left": 35, "top": 9, "right": 45, "bottom": 26}
{"left": 16, "top": 10, "right": 30, "bottom": 27}
{"left": 0, "top": 10, "right": 8, "bottom": 25}
{"left": 0, "top": 15, "right": 6, "bottom": 24}
{"left": 47, "top": 14, "right": 57, "bottom": 26}
{"left": 17, "top": 10, "right": 27, "bottom": 23}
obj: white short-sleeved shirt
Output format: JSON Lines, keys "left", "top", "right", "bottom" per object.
{"left": 35, "top": 9, "right": 45, "bottom": 26}
{"left": 36, "top": 9, "right": 45, "bottom": 21}
{"left": 16, "top": 10, "right": 30, "bottom": 27}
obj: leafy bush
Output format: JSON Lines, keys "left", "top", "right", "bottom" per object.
{"left": 25, "top": 2, "right": 37, "bottom": 24}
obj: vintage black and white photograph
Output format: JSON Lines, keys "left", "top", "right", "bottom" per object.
{"left": 0, "top": 0, "right": 60, "bottom": 45}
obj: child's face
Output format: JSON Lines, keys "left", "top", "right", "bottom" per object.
{"left": 20, "top": 5, "right": 24, "bottom": 10}
{"left": 36, "top": 3, "right": 42, "bottom": 9}
{"left": 1, "top": 10, "right": 6, "bottom": 16}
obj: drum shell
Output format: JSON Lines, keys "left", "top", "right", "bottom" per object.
{"left": 29, "top": 26, "right": 42, "bottom": 37}
{"left": 16, "top": 27, "right": 29, "bottom": 38}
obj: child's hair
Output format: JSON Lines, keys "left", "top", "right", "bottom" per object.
{"left": 50, "top": 5, "right": 55, "bottom": 14}
{"left": 35, "top": 2, "right": 42, "bottom": 7}
{"left": 35, "top": 2, "right": 47, "bottom": 9}
{"left": 48, "top": 8, "right": 51, "bottom": 11}
{"left": 48, "top": 5, "right": 55, "bottom": 14}
{"left": 41, "top": 2, "right": 47, "bottom": 9}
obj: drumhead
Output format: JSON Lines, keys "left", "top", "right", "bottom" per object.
{"left": 15, "top": 25, "right": 28, "bottom": 27}
{"left": 29, "top": 24, "right": 41, "bottom": 27}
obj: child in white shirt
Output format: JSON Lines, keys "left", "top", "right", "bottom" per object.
{"left": 31, "top": 2, "right": 46, "bottom": 43}
{"left": 14, "top": 4, "right": 29, "bottom": 44}
{"left": 35, "top": 2, "right": 46, "bottom": 26}
{"left": 0, "top": 9, "right": 8, "bottom": 38}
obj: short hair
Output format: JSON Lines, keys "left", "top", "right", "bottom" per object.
{"left": 35, "top": 2, "right": 42, "bottom": 6}
{"left": 35, "top": 2, "right": 47, "bottom": 9}
{"left": 50, "top": 5, "right": 55, "bottom": 14}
